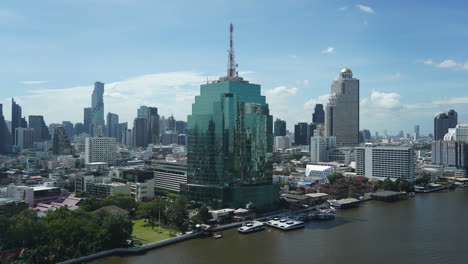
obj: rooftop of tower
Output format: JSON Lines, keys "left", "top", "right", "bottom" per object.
{"left": 341, "top": 68, "right": 352, "bottom": 73}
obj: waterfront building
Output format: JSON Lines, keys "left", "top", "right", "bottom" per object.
{"left": 310, "top": 136, "right": 336, "bottom": 163}
{"left": 28, "top": 115, "right": 50, "bottom": 142}
{"left": 154, "top": 159, "right": 188, "bottom": 192}
{"left": 432, "top": 125, "right": 468, "bottom": 170}
{"left": 91, "top": 82, "right": 105, "bottom": 136}
{"left": 184, "top": 24, "right": 278, "bottom": 209}
{"left": 312, "top": 104, "right": 325, "bottom": 125}
{"left": 15, "top": 127, "right": 34, "bottom": 150}
{"left": 305, "top": 165, "right": 333, "bottom": 184}
{"left": 434, "top": 110, "right": 458, "bottom": 140}
{"left": 147, "top": 107, "right": 160, "bottom": 145}
{"left": 52, "top": 126, "right": 73, "bottom": 155}
{"left": 274, "top": 136, "right": 291, "bottom": 152}
{"left": 133, "top": 118, "right": 148, "bottom": 148}
{"left": 0, "top": 104, "right": 13, "bottom": 154}
{"left": 274, "top": 119, "right": 287, "bottom": 137}
{"left": 325, "top": 68, "right": 360, "bottom": 147}
{"left": 85, "top": 137, "right": 117, "bottom": 165}
{"left": 356, "top": 145, "right": 415, "bottom": 181}
{"left": 106, "top": 112, "right": 119, "bottom": 138}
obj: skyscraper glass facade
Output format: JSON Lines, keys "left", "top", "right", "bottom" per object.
{"left": 185, "top": 79, "right": 278, "bottom": 209}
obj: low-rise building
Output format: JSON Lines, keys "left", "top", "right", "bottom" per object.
{"left": 86, "top": 180, "right": 130, "bottom": 199}
{"left": 305, "top": 165, "right": 333, "bottom": 184}
{"left": 154, "top": 159, "right": 187, "bottom": 192}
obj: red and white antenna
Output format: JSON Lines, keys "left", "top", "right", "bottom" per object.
{"left": 227, "top": 23, "right": 238, "bottom": 78}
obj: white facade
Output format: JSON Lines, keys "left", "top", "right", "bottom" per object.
{"left": 128, "top": 179, "right": 155, "bottom": 202}
{"left": 305, "top": 165, "right": 333, "bottom": 183}
{"left": 356, "top": 145, "right": 415, "bottom": 181}
{"left": 310, "top": 136, "right": 336, "bottom": 163}
{"left": 443, "top": 124, "right": 468, "bottom": 142}
{"left": 274, "top": 136, "right": 291, "bottom": 152}
{"left": 85, "top": 137, "right": 117, "bottom": 165}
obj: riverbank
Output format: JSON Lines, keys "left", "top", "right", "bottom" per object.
{"left": 91, "top": 188, "right": 468, "bottom": 264}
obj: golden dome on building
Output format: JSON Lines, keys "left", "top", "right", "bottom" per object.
{"left": 340, "top": 68, "right": 352, "bottom": 73}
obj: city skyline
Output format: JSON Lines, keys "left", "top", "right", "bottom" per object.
{"left": 1, "top": 1, "right": 468, "bottom": 134}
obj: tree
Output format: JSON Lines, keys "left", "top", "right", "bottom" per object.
{"left": 97, "top": 214, "right": 133, "bottom": 249}
{"left": 327, "top": 173, "right": 344, "bottom": 185}
{"left": 347, "top": 185, "right": 356, "bottom": 198}
{"left": 197, "top": 205, "right": 211, "bottom": 224}
{"left": 101, "top": 192, "right": 136, "bottom": 210}
{"left": 415, "top": 172, "right": 431, "bottom": 186}
{"left": 166, "top": 199, "right": 189, "bottom": 232}
{"left": 399, "top": 179, "right": 414, "bottom": 192}
{"left": 79, "top": 196, "right": 101, "bottom": 212}
{"left": 382, "top": 178, "right": 398, "bottom": 191}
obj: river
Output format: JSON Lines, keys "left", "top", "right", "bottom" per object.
{"left": 92, "top": 188, "right": 468, "bottom": 264}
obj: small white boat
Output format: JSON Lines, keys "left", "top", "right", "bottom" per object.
{"left": 237, "top": 221, "right": 265, "bottom": 234}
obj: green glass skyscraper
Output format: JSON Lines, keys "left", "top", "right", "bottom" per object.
{"left": 184, "top": 24, "right": 278, "bottom": 210}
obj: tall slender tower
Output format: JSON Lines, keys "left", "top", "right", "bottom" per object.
{"left": 91, "top": 82, "right": 105, "bottom": 136}
{"left": 185, "top": 24, "right": 278, "bottom": 209}
{"left": 11, "top": 98, "right": 23, "bottom": 145}
{"left": 0, "top": 104, "right": 12, "bottom": 153}
{"left": 325, "top": 68, "right": 360, "bottom": 146}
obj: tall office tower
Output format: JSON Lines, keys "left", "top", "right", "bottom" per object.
{"left": 28, "top": 115, "right": 50, "bottom": 142}
{"left": 413, "top": 125, "right": 420, "bottom": 140}
{"left": 361, "top": 129, "right": 371, "bottom": 142}
{"left": 91, "top": 82, "right": 105, "bottom": 136}
{"left": 167, "top": 115, "right": 176, "bottom": 131}
{"left": 147, "top": 107, "right": 160, "bottom": 144}
{"left": 62, "top": 121, "right": 74, "bottom": 139}
{"left": 383, "top": 130, "right": 388, "bottom": 139}
{"left": 52, "top": 126, "right": 73, "bottom": 155}
{"left": 184, "top": 24, "right": 278, "bottom": 209}
{"left": 159, "top": 116, "right": 167, "bottom": 133}
{"left": 117, "top": 122, "right": 128, "bottom": 144}
{"left": 74, "top": 123, "right": 84, "bottom": 135}
{"left": 274, "top": 118, "right": 286, "bottom": 136}
{"left": 15, "top": 128, "right": 34, "bottom": 150}
{"left": 294, "top": 122, "right": 310, "bottom": 145}
{"left": 133, "top": 118, "right": 148, "bottom": 147}
{"left": 85, "top": 137, "right": 117, "bottom": 165}
{"left": 175, "top": 121, "right": 187, "bottom": 135}
{"left": 434, "top": 110, "right": 458, "bottom": 140}
{"left": 11, "top": 98, "right": 25, "bottom": 145}
{"left": 124, "top": 129, "right": 133, "bottom": 146}
{"left": 310, "top": 136, "right": 336, "bottom": 163}
{"left": 106, "top": 112, "right": 119, "bottom": 138}
{"left": 137, "top": 106, "right": 149, "bottom": 119}
{"left": 398, "top": 130, "right": 404, "bottom": 138}
{"left": 356, "top": 145, "right": 415, "bottom": 182}
{"left": 0, "top": 104, "right": 13, "bottom": 154}
{"left": 83, "top": 107, "right": 92, "bottom": 135}
{"left": 312, "top": 104, "right": 325, "bottom": 125}
{"left": 325, "top": 68, "right": 360, "bottom": 146}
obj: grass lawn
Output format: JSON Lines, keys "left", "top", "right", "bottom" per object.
{"left": 132, "top": 219, "right": 177, "bottom": 244}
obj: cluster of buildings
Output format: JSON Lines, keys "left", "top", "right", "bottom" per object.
{"left": 1, "top": 24, "right": 463, "bottom": 218}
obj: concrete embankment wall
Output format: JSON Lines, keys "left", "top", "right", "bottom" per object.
{"left": 59, "top": 232, "right": 203, "bottom": 264}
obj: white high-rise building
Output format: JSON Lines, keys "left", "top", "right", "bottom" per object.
{"left": 356, "top": 145, "right": 415, "bottom": 181}
{"left": 85, "top": 137, "right": 117, "bottom": 165}
{"left": 325, "top": 68, "right": 359, "bottom": 146}
{"left": 274, "top": 136, "right": 291, "bottom": 152}
{"left": 310, "top": 136, "right": 336, "bottom": 163}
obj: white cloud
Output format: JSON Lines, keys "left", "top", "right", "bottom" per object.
{"left": 356, "top": 4, "right": 375, "bottom": 14}
{"left": 369, "top": 91, "right": 402, "bottom": 109}
{"left": 423, "top": 59, "right": 468, "bottom": 70}
{"left": 304, "top": 94, "right": 330, "bottom": 110}
{"left": 321, "top": 47, "right": 335, "bottom": 54}
{"left": 433, "top": 97, "right": 468, "bottom": 105}
{"left": 288, "top": 54, "right": 298, "bottom": 59}
{"left": 265, "top": 86, "right": 299, "bottom": 96}
{"left": 387, "top": 72, "right": 402, "bottom": 80}
{"left": 21, "top": 81, "right": 49, "bottom": 85}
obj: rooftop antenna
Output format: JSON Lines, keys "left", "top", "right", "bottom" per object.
{"left": 227, "top": 23, "right": 238, "bottom": 79}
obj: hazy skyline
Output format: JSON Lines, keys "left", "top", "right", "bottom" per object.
{"left": 1, "top": 0, "right": 468, "bottom": 134}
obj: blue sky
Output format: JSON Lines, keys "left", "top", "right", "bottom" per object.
{"left": 1, "top": 0, "right": 468, "bottom": 135}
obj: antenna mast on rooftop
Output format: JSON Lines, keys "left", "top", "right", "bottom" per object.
{"left": 227, "top": 23, "right": 238, "bottom": 79}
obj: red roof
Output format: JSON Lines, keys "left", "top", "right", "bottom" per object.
{"left": 61, "top": 197, "right": 82, "bottom": 207}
